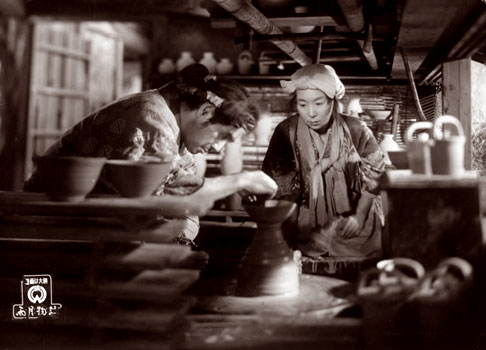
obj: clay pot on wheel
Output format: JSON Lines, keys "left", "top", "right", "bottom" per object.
{"left": 236, "top": 200, "right": 299, "bottom": 297}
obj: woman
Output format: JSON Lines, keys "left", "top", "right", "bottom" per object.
{"left": 25, "top": 64, "right": 277, "bottom": 245}
{"left": 262, "top": 64, "right": 385, "bottom": 259}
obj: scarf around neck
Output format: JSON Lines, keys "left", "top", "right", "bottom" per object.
{"left": 296, "top": 112, "right": 359, "bottom": 227}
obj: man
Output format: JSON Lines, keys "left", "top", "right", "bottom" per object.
{"left": 25, "top": 64, "right": 277, "bottom": 245}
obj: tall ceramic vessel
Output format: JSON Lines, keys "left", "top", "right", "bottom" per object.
{"left": 220, "top": 139, "right": 243, "bottom": 209}
{"left": 237, "top": 50, "right": 254, "bottom": 75}
{"left": 236, "top": 200, "right": 299, "bottom": 296}
{"left": 158, "top": 58, "right": 176, "bottom": 74}
{"left": 379, "top": 133, "right": 400, "bottom": 165}
{"left": 176, "top": 51, "right": 195, "bottom": 72}
{"left": 199, "top": 51, "right": 217, "bottom": 74}
{"left": 216, "top": 58, "right": 234, "bottom": 75}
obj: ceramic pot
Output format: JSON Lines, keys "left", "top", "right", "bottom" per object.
{"left": 158, "top": 58, "right": 176, "bottom": 74}
{"left": 379, "top": 133, "right": 401, "bottom": 166}
{"left": 199, "top": 51, "right": 217, "bottom": 74}
{"left": 35, "top": 156, "right": 106, "bottom": 202}
{"left": 430, "top": 115, "right": 466, "bottom": 176}
{"left": 216, "top": 58, "right": 234, "bottom": 75}
{"left": 176, "top": 51, "right": 195, "bottom": 72}
{"left": 237, "top": 50, "right": 254, "bottom": 75}
{"left": 236, "top": 200, "right": 299, "bottom": 296}
{"left": 253, "top": 114, "right": 273, "bottom": 146}
{"left": 289, "top": 6, "right": 315, "bottom": 33}
{"left": 405, "top": 121, "right": 433, "bottom": 175}
{"left": 220, "top": 139, "right": 243, "bottom": 210}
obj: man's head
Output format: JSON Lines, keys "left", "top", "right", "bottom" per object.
{"left": 175, "top": 64, "right": 258, "bottom": 153}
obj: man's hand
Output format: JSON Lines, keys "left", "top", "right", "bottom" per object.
{"left": 337, "top": 215, "right": 360, "bottom": 239}
{"left": 238, "top": 171, "right": 278, "bottom": 199}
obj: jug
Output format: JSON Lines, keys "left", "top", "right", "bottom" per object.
{"left": 237, "top": 50, "right": 254, "bottom": 75}
{"left": 379, "top": 133, "right": 401, "bottom": 166}
{"left": 430, "top": 115, "right": 466, "bottom": 176}
{"left": 405, "top": 121, "right": 433, "bottom": 175}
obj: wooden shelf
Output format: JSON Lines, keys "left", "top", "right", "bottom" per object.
{"left": 0, "top": 191, "right": 214, "bottom": 218}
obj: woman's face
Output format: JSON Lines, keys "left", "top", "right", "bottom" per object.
{"left": 296, "top": 89, "right": 334, "bottom": 130}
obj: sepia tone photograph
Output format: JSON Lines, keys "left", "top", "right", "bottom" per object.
{"left": 0, "top": 0, "right": 486, "bottom": 348}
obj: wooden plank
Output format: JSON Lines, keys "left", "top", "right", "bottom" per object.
{"left": 36, "top": 42, "right": 90, "bottom": 60}
{"left": 26, "top": 23, "right": 44, "bottom": 174}
{"left": 0, "top": 191, "right": 215, "bottom": 218}
{"left": 98, "top": 269, "right": 200, "bottom": 302}
{"left": 46, "top": 24, "right": 61, "bottom": 146}
{"left": 61, "top": 25, "right": 74, "bottom": 132}
{"left": 0, "top": 215, "right": 183, "bottom": 242}
{"left": 35, "top": 86, "right": 90, "bottom": 98}
{"left": 31, "top": 128, "right": 64, "bottom": 137}
{"left": 442, "top": 58, "right": 472, "bottom": 169}
{"left": 102, "top": 243, "right": 193, "bottom": 270}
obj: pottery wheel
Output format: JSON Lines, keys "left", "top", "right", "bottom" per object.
{"left": 191, "top": 274, "right": 356, "bottom": 317}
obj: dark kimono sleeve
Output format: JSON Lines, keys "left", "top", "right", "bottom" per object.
{"left": 262, "top": 119, "right": 302, "bottom": 202}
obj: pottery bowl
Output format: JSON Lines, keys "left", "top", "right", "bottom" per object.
{"left": 244, "top": 199, "right": 296, "bottom": 223}
{"left": 367, "top": 110, "right": 391, "bottom": 120}
{"left": 35, "top": 156, "right": 106, "bottom": 202}
{"left": 104, "top": 159, "right": 173, "bottom": 198}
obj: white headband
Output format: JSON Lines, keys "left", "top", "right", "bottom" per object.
{"left": 280, "top": 64, "right": 345, "bottom": 100}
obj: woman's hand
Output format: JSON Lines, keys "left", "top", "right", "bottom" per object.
{"left": 237, "top": 171, "right": 278, "bottom": 200}
{"left": 337, "top": 215, "right": 360, "bottom": 239}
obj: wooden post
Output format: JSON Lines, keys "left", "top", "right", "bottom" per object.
{"left": 442, "top": 58, "right": 472, "bottom": 170}
{"left": 0, "top": 18, "right": 33, "bottom": 190}
{"left": 400, "top": 47, "right": 427, "bottom": 121}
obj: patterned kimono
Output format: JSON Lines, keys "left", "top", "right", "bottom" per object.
{"left": 24, "top": 87, "right": 202, "bottom": 241}
{"left": 262, "top": 112, "right": 386, "bottom": 258}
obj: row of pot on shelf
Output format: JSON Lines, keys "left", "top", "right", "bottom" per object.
{"left": 158, "top": 50, "right": 256, "bottom": 76}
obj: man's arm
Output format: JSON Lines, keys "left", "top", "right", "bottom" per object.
{"left": 196, "top": 170, "right": 278, "bottom": 203}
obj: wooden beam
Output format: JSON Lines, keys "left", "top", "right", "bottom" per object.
{"left": 400, "top": 47, "right": 427, "bottom": 121}
{"left": 0, "top": 18, "right": 32, "bottom": 190}
{"left": 211, "top": 15, "right": 341, "bottom": 28}
{"left": 442, "top": 58, "right": 472, "bottom": 170}
{"left": 336, "top": 0, "right": 378, "bottom": 70}
{"left": 24, "top": 0, "right": 209, "bottom": 20}
{"left": 336, "top": 0, "right": 365, "bottom": 32}
{"left": 211, "top": 0, "right": 311, "bottom": 66}
{"left": 392, "top": 0, "right": 478, "bottom": 79}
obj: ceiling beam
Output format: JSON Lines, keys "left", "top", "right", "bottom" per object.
{"left": 23, "top": 0, "right": 209, "bottom": 20}
{"left": 391, "top": 0, "right": 479, "bottom": 80}
{"left": 336, "top": 0, "right": 378, "bottom": 70}
{"left": 0, "top": 0, "right": 25, "bottom": 17}
{"left": 211, "top": 0, "right": 311, "bottom": 66}
{"left": 210, "top": 15, "right": 342, "bottom": 28}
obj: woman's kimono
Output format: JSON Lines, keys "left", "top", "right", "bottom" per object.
{"left": 262, "top": 112, "right": 386, "bottom": 258}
